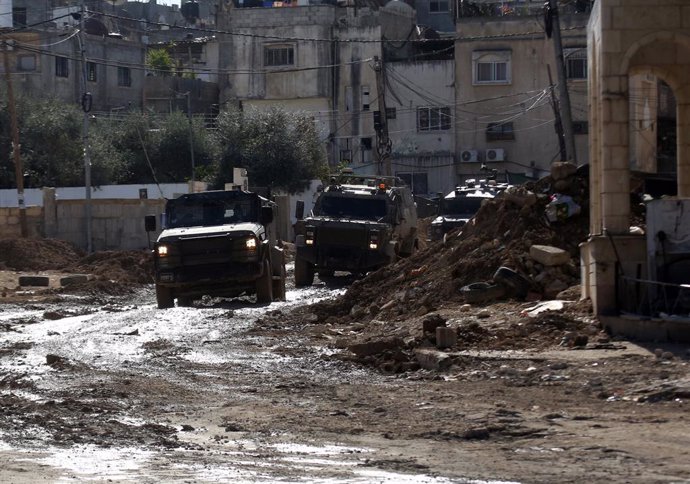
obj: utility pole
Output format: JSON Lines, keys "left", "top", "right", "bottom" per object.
{"left": 80, "top": 0, "right": 93, "bottom": 252}
{"left": 2, "top": 39, "right": 28, "bottom": 237}
{"left": 186, "top": 92, "right": 195, "bottom": 187}
{"left": 545, "top": 0, "right": 577, "bottom": 164}
{"left": 547, "top": 65, "right": 567, "bottom": 161}
{"left": 373, "top": 56, "right": 392, "bottom": 176}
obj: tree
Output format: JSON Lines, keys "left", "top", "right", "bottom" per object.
{"left": 0, "top": 95, "right": 83, "bottom": 188}
{"left": 146, "top": 48, "right": 174, "bottom": 77}
{"left": 212, "top": 108, "right": 327, "bottom": 193}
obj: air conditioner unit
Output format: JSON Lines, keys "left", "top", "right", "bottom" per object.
{"left": 485, "top": 148, "right": 505, "bottom": 162}
{"left": 460, "top": 150, "right": 479, "bottom": 163}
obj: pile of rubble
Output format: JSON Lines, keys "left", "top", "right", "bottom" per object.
{"left": 0, "top": 238, "right": 154, "bottom": 296}
{"left": 265, "top": 162, "right": 598, "bottom": 371}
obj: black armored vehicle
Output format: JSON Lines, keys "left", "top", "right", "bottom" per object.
{"left": 294, "top": 173, "right": 418, "bottom": 286}
{"left": 429, "top": 178, "right": 510, "bottom": 241}
{"left": 145, "top": 190, "right": 286, "bottom": 308}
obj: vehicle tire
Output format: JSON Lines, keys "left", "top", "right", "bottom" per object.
{"left": 294, "top": 256, "right": 314, "bottom": 287}
{"left": 272, "top": 262, "right": 287, "bottom": 301}
{"left": 177, "top": 296, "right": 194, "bottom": 307}
{"left": 460, "top": 282, "right": 506, "bottom": 304}
{"left": 155, "top": 284, "right": 174, "bottom": 309}
{"left": 492, "top": 266, "right": 531, "bottom": 299}
{"left": 256, "top": 259, "right": 273, "bottom": 304}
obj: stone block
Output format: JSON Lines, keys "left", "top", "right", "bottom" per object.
{"left": 530, "top": 245, "right": 570, "bottom": 266}
{"left": 436, "top": 327, "right": 457, "bottom": 349}
{"left": 414, "top": 348, "right": 452, "bottom": 371}
{"left": 19, "top": 275, "right": 50, "bottom": 287}
{"left": 60, "top": 274, "right": 90, "bottom": 287}
{"left": 550, "top": 162, "right": 577, "bottom": 181}
{"left": 348, "top": 337, "right": 404, "bottom": 357}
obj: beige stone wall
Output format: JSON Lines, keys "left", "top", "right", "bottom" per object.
{"left": 585, "top": 0, "right": 690, "bottom": 317}
{"left": 0, "top": 199, "right": 165, "bottom": 251}
{"left": 0, "top": 207, "right": 44, "bottom": 239}
{"left": 55, "top": 199, "right": 166, "bottom": 251}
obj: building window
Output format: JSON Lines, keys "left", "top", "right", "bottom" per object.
{"left": 340, "top": 150, "right": 352, "bottom": 163}
{"left": 429, "top": 0, "right": 449, "bottom": 13}
{"left": 473, "top": 50, "right": 511, "bottom": 85}
{"left": 360, "top": 137, "right": 373, "bottom": 163}
{"left": 264, "top": 45, "right": 294, "bottom": 67}
{"left": 417, "top": 106, "right": 451, "bottom": 131}
{"left": 117, "top": 66, "right": 132, "bottom": 87}
{"left": 17, "top": 55, "right": 36, "bottom": 72}
{"left": 12, "top": 8, "right": 27, "bottom": 27}
{"left": 87, "top": 62, "right": 97, "bottom": 82}
{"left": 397, "top": 172, "right": 428, "bottom": 195}
{"left": 486, "top": 122, "right": 515, "bottom": 141}
{"left": 55, "top": 56, "right": 69, "bottom": 78}
{"left": 572, "top": 121, "right": 589, "bottom": 135}
{"left": 361, "top": 85, "right": 370, "bottom": 111}
{"left": 565, "top": 48, "right": 587, "bottom": 79}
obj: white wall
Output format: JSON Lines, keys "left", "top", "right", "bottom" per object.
{"left": 0, "top": 183, "right": 190, "bottom": 207}
{"left": 0, "top": 0, "right": 12, "bottom": 29}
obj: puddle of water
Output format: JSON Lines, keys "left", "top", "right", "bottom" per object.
{"left": 28, "top": 445, "right": 155, "bottom": 482}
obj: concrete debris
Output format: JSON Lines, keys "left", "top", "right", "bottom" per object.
{"left": 530, "top": 245, "right": 571, "bottom": 267}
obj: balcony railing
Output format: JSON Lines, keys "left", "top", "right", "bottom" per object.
{"left": 619, "top": 276, "right": 690, "bottom": 320}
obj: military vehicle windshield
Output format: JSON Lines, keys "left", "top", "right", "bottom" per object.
{"left": 441, "top": 197, "right": 486, "bottom": 216}
{"left": 167, "top": 193, "right": 258, "bottom": 228}
{"left": 316, "top": 194, "right": 388, "bottom": 221}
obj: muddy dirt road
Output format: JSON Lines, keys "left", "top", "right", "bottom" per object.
{"left": 0, "top": 268, "right": 689, "bottom": 483}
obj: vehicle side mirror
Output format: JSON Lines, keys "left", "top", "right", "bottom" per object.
{"left": 295, "top": 200, "right": 305, "bottom": 220}
{"left": 144, "top": 215, "right": 157, "bottom": 232}
{"left": 260, "top": 206, "right": 274, "bottom": 225}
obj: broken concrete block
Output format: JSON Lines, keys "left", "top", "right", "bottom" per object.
{"left": 529, "top": 245, "right": 570, "bottom": 266}
{"left": 436, "top": 327, "right": 457, "bottom": 349}
{"left": 348, "top": 337, "right": 404, "bottom": 357}
{"left": 59, "top": 274, "right": 89, "bottom": 287}
{"left": 422, "top": 313, "right": 446, "bottom": 334}
{"left": 18, "top": 275, "right": 50, "bottom": 287}
{"left": 414, "top": 348, "right": 452, "bottom": 371}
{"left": 550, "top": 161, "right": 577, "bottom": 181}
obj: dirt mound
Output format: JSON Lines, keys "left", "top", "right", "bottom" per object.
{"left": 0, "top": 238, "right": 84, "bottom": 271}
{"left": 71, "top": 250, "right": 154, "bottom": 285}
{"left": 311, "top": 176, "right": 589, "bottom": 327}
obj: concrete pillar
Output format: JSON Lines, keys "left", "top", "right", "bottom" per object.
{"left": 601, "top": 91, "right": 630, "bottom": 234}
{"left": 43, "top": 187, "right": 57, "bottom": 238}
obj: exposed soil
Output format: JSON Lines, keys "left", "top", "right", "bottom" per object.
{"left": 1, "top": 171, "right": 688, "bottom": 482}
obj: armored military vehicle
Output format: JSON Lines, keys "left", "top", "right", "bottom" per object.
{"left": 145, "top": 190, "right": 286, "bottom": 309}
{"left": 294, "top": 173, "right": 418, "bottom": 286}
{"left": 429, "top": 179, "right": 510, "bottom": 241}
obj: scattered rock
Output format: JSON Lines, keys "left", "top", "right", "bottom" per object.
{"left": 530, "top": 245, "right": 570, "bottom": 267}
{"left": 349, "top": 337, "right": 405, "bottom": 357}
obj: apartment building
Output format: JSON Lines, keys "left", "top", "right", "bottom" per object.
{"left": 455, "top": 1, "right": 590, "bottom": 181}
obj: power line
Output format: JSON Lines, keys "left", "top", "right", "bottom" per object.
{"left": 96, "top": 10, "right": 586, "bottom": 45}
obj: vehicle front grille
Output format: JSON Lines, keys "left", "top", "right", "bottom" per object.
{"left": 317, "top": 227, "right": 367, "bottom": 247}
{"left": 178, "top": 235, "right": 253, "bottom": 265}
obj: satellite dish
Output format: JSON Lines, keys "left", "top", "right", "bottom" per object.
{"left": 380, "top": 1, "right": 415, "bottom": 41}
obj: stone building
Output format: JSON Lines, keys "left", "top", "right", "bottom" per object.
{"left": 582, "top": 0, "right": 690, "bottom": 341}
{"left": 454, "top": 3, "right": 590, "bottom": 182}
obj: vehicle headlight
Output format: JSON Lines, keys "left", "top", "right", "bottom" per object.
{"left": 245, "top": 237, "right": 257, "bottom": 250}
{"left": 305, "top": 227, "right": 315, "bottom": 245}
{"left": 157, "top": 245, "right": 169, "bottom": 256}
{"left": 368, "top": 231, "right": 379, "bottom": 250}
